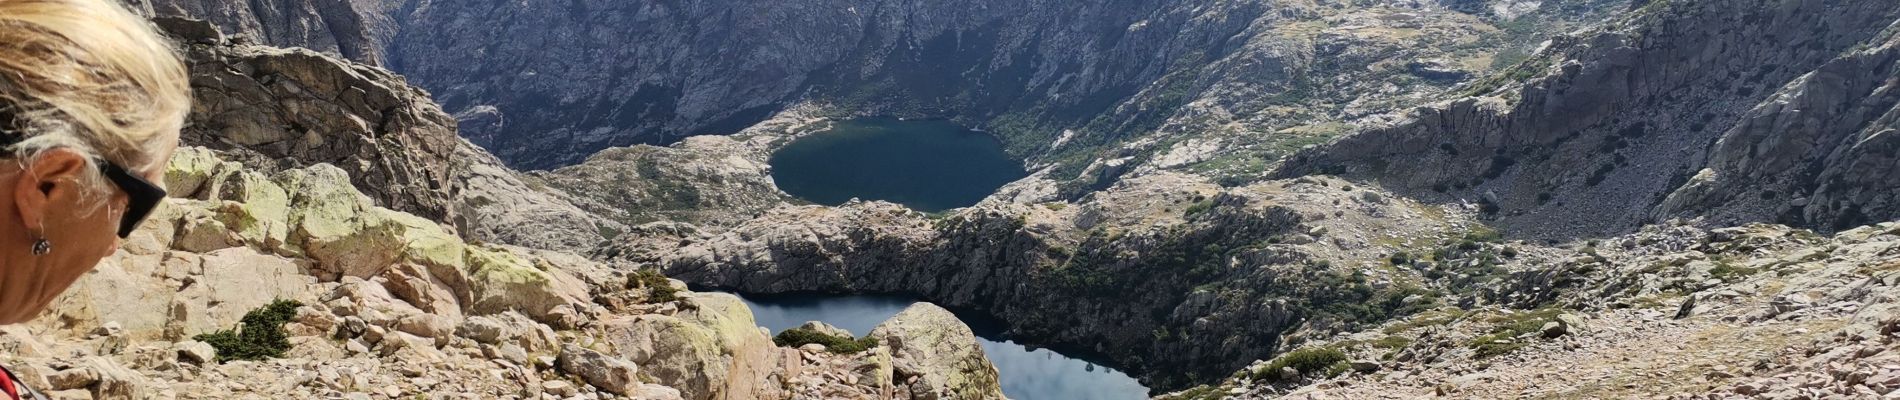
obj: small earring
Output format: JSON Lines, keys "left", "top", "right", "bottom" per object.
{"left": 31, "top": 238, "right": 50, "bottom": 256}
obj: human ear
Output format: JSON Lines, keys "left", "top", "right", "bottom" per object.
{"left": 12, "top": 148, "right": 93, "bottom": 233}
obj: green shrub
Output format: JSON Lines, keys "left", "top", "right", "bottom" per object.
{"left": 773, "top": 327, "right": 877, "bottom": 354}
{"left": 1253, "top": 346, "right": 1349, "bottom": 382}
{"left": 195, "top": 299, "right": 301, "bottom": 362}
{"left": 1183, "top": 199, "right": 1217, "bottom": 217}
{"left": 628, "top": 269, "right": 678, "bottom": 303}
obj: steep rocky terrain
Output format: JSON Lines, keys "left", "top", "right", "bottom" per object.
{"left": 389, "top": 0, "right": 1626, "bottom": 176}
{"left": 0, "top": 20, "right": 1009, "bottom": 400}
{"left": 1160, "top": 222, "right": 1900, "bottom": 399}
{"left": 131, "top": 0, "right": 396, "bottom": 65}
{"left": 153, "top": 16, "right": 616, "bottom": 252}
{"left": 134, "top": 0, "right": 1620, "bottom": 175}
{"left": 6, "top": 147, "right": 1004, "bottom": 399}
{"left": 1278, "top": 0, "right": 1900, "bottom": 239}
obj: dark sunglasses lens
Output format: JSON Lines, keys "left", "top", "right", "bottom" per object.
{"left": 118, "top": 195, "right": 156, "bottom": 238}
{"left": 100, "top": 161, "right": 166, "bottom": 238}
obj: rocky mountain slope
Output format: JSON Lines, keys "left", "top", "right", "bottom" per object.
{"left": 1278, "top": 0, "right": 1900, "bottom": 239}
{"left": 152, "top": 16, "right": 616, "bottom": 253}
{"left": 65, "top": 0, "right": 1900, "bottom": 399}
{"left": 1161, "top": 222, "right": 1900, "bottom": 399}
{"left": 0, "top": 19, "right": 1010, "bottom": 400}
{"left": 389, "top": 0, "right": 1626, "bottom": 176}
{"left": 133, "top": 0, "right": 1630, "bottom": 177}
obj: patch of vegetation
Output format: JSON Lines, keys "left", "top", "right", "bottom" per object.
{"left": 1465, "top": 308, "right": 1566, "bottom": 358}
{"left": 1161, "top": 384, "right": 1228, "bottom": 400}
{"left": 1042, "top": 202, "right": 1068, "bottom": 211}
{"left": 1371, "top": 335, "right": 1414, "bottom": 350}
{"left": 1708, "top": 260, "right": 1760, "bottom": 282}
{"left": 195, "top": 299, "right": 302, "bottom": 363}
{"left": 772, "top": 327, "right": 877, "bottom": 354}
{"left": 1250, "top": 346, "right": 1349, "bottom": 382}
{"left": 1382, "top": 309, "right": 1468, "bottom": 335}
{"left": 1182, "top": 198, "right": 1217, "bottom": 217}
{"left": 628, "top": 269, "right": 678, "bottom": 303}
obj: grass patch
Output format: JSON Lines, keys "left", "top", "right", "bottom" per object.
{"left": 195, "top": 299, "right": 301, "bottom": 363}
{"left": 1382, "top": 309, "right": 1467, "bottom": 334}
{"left": 773, "top": 327, "right": 877, "bottom": 354}
{"left": 1709, "top": 261, "right": 1760, "bottom": 282}
{"left": 1466, "top": 308, "right": 1566, "bottom": 358}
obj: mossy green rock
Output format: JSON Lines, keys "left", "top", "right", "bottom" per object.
{"left": 280, "top": 164, "right": 465, "bottom": 278}
{"left": 463, "top": 244, "right": 579, "bottom": 321}
{"left": 598, "top": 293, "right": 782, "bottom": 400}
{"left": 869, "top": 303, "right": 1005, "bottom": 400}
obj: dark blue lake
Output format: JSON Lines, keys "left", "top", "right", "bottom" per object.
{"left": 768, "top": 118, "right": 1028, "bottom": 212}
{"left": 730, "top": 292, "right": 1150, "bottom": 400}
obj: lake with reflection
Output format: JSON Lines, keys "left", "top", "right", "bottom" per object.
{"left": 730, "top": 292, "right": 1149, "bottom": 400}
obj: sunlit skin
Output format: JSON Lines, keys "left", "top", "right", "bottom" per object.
{"left": 0, "top": 145, "right": 173, "bottom": 324}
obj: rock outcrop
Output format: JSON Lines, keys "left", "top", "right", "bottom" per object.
{"left": 868, "top": 303, "right": 1005, "bottom": 400}
{"left": 131, "top": 0, "right": 396, "bottom": 65}
{"left": 593, "top": 292, "right": 789, "bottom": 400}
{"left": 157, "top": 17, "right": 619, "bottom": 252}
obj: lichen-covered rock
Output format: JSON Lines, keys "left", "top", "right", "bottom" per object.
{"left": 596, "top": 293, "right": 788, "bottom": 400}
{"left": 868, "top": 303, "right": 1003, "bottom": 400}
{"left": 281, "top": 164, "right": 464, "bottom": 280}
{"left": 461, "top": 244, "right": 589, "bottom": 324}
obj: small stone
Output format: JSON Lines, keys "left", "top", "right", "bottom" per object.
{"left": 1540, "top": 321, "right": 1568, "bottom": 338}
{"left": 46, "top": 368, "right": 98, "bottom": 390}
{"left": 175, "top": 341, "right": 217, "bottom": 365}
{"left": 92, "top": 322, "right": 124, "bottom": 338}
{"left": 542, "top": 380, "right": 577, "bottom": 396}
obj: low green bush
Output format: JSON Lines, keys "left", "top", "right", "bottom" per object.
{"left": 195, "top": 299, "right": 301, "bottom": 362}
{"left": 1252, "top": 346, "right": 1349, "bottom": 382}
{"left": 773, "top": 327, "right": 877, "bottom": 354}
{"left": 628, "top": 269, "right": 678, "bottom": 303}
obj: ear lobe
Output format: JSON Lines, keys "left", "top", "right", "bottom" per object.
{"left": 12, "top": 148, "right": 92, "bottom": 232}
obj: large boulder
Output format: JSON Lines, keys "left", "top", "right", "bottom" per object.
{"left": 461, "top": 244, "right": 589, "bottom": 324}
{"left": 557, "top": 344, "right": 642, "bottom": 395}
{"left": 868, "top": 303, "right": 1004, "bottom": 400}
{"left": 596, "top": 293, "right": 787, "bottom": 400}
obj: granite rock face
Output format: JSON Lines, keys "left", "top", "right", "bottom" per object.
{"left": 157, "top": 18, "right": 616, "bottom": 252}
{"left": 131, "top": 0, "right": 396, "bottom": 65}
{"left": 868, "top": 303, "right": 1005, "bottom": 400}
{"left": 1277, "top": 0, "right": 1900, "bottom": 238}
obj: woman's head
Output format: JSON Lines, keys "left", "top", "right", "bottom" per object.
{"left": 0, "top": 0, "right": 189, "bottom": 324}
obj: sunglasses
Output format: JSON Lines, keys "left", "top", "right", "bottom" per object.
{"left": 97, "top": 158, "right": 166, "bottom": 238}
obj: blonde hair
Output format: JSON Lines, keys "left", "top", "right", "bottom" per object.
{"left": 0, "top": 0, "right": 189, "bottom": 179}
